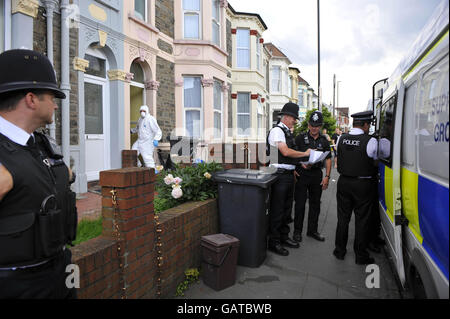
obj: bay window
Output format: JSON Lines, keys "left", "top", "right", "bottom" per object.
{"left": 213, "top": 80, "right": 223, "bottom": 139}
{"left": 236, "top": 29, "right": 250, "bottom": 69}
{"left": 184, "top": 76, "right": 202, "bottom": 137}
{"left": 271, "top": 66, "right": 281, "bottom": 93}
{"left": 237, "top": 93, "right": 250, "bottom": 136}
{"left": 212, "top": 0, "right": 220, "bottom": 46}
{"left": 184, "top": 0, "right": 201, "bottom": 39}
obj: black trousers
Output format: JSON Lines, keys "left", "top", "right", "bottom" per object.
{"left": 0, "top": 249, "right": 77, "bottom": 299}
{"left": 294, "top": 173, "right": 323, "bottom": 235}
{"left": 269, "top": 171, "right": 295, "bottom": 245}
{"left": 335, "top": 176, "right": 374, "bottom": 259}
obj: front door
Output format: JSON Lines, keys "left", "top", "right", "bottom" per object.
{"left": 84, "top": 76, "right": 109, "bottom": 181}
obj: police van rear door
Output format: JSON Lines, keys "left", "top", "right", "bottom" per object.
{"left": 377, "top": 83, "right": 407, "bottom": 286}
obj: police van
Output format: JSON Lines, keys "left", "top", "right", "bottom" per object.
{"left": 372, "top": 0, "right": 448, "bottom": 298}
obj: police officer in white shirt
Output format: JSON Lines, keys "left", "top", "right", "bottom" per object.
{"left": 266, "top": 103, "right": 311, "bottom": 256}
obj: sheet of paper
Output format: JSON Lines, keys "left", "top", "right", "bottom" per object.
{"left": 300, "top": 150, "right": 330, "bottom": 165}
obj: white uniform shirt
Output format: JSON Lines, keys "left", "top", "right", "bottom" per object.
{"left": 268, "top": 122, "right": 296, "bottom": 170}
{"left": 0, "top": 115, "right": 31, "bottom": 146}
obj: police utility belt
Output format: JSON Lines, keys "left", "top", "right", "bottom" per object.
{"left": 0, "top": 133, "right": 77, "bottom": 270}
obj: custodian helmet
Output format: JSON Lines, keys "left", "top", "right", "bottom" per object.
{"left": 0, "top": 49, "right": 66, "bottom": 99}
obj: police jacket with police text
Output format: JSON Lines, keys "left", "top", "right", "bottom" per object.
{"left": 0, "top": 132, "right": 77, "bottom": 268}
{"left": 337, "top": 133, "right": 376, "bottom": 177}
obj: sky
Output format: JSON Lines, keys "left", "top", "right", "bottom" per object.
{"left": 229, "top": 0, "right": 443, "bottom": 116}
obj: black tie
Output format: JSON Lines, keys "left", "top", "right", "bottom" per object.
{"left": 27, "top": 136, "right": 35, "bottom": 148}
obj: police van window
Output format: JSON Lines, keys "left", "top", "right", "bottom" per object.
{"left": 417, "top": 54, "right": 449, "bottom": 183}
{"left": 378, "top": 95, "right": 396, "bottom": 167}
{"left": 401, "top": 82, "right": 417, "bottom": 168}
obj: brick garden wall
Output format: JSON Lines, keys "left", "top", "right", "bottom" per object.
{"left": 70, "top": 167, "right": 219, "bottom": 299}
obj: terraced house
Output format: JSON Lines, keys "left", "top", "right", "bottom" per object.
{"left": 1, "top": 0, "right": 313, "bottom": 192}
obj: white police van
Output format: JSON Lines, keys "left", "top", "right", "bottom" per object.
{"left": 372, "top": 0, "right": 449, "bottom": 298}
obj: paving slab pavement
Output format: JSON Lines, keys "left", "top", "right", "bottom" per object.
{"left": 180, "top": 170, "right": 402, "bottom": 300}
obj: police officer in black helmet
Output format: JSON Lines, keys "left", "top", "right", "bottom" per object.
{"left": 293, "top": 111, "right": 332, "bottom": 243}
{"left": 0, "top": 49, "right": 77, "bottom": 298}
{"left": 266, "top": 102, "right": 311, "bottom": 256}
{"left": 333, "top": 111, "right": 378, "bottom": 265}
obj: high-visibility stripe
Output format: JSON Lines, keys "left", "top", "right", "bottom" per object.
{"left": 401, "top": 168, "right": 422, "bottom": 243}
{"left": 418, "top": 176, "right": 449, "bottom": 280}
{"left": 403, "top": 29, "right": 449, "bottom": 81}
{"left": 384, "top": 166, "right": 394, "bottom": 222}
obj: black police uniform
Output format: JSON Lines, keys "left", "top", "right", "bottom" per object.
{"left": 334, "top": 111, "right": 377, "bottom": 264}
{"left": 266, "top": 103, "right": 301, "bottom": 255}
{"left": 294, "top": 131, "right": 331, "bottom": 239}
{"left": 0, "top": 49, "right": 77, "bottom": 298}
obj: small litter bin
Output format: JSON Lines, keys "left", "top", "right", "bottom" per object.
{"left": 213, "top": 169, "right": 278, "bottom": 267}
{"left": 201, "top": 233, "right": 240, "bottom": 291}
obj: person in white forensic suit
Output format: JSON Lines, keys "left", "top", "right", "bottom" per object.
{"left": 131, "top": 105, "right": 162, "bottom": 168}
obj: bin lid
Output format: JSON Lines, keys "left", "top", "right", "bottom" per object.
{"left": 213, "top": 169, "right": 278, "bottom": 188}
{"left": 201, "top": 233, "right": 240, "bottom": 248}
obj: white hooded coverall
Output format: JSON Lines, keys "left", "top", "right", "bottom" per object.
{"left": 131, "top": 105, "right": 162, "bottom": 168}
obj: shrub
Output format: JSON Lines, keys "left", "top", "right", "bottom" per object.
{"left": 155, "top": 162, "right": 223, "bottom": 212}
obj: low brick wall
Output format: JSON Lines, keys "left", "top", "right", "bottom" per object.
{"left": 158, "top": 200, "right": 219, "bottom": 297}
{"left": 70, "top": 167, "right": 219, "bottom": 299}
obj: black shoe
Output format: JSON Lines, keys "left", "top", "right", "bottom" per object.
{"left": 307, "top": 232, "right": 325, "bottom": 242}
{"left": 368, "top": 243, "right": 382, "bottom": 254}
{"left": 281, "top": 238, "right": 300, "bottom": 248}
{"left": 268, "top": 243, "right": 289, "bottom": 256}
{"left": 355, "top": 256, "right": 375, "bottom": 265}
{"left": 293, "top": 232, "right": 302, "bottom": 242}
{"left": 333, "top": 249, "right": 345, "bottom": 260}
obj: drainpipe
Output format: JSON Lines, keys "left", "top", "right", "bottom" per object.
{"left": 60, "top": 0, "right": 70, "bottom": 166}
{"left": 43, "top": 0, "right": 58, "bottom": 140}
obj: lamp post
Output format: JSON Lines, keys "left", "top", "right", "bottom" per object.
{"left": 317, "top": 0, "right": 321, "bottom": 112}
{"left": 337, "top": 80, "right": 342, "bottom": 110}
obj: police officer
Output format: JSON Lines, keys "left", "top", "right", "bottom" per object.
{"left": 333, "top": 111, "right": 378, "bottom": 265}
{"left": 293, "top": 111, "right": 332, "bottom": 243}
{"left": 267, "top": 103, "right": 311, "bottom": 256}
{"left": 0, "top": 49, "right": 77, "bottom": 298}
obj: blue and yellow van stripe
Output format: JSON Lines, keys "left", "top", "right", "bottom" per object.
{"left": 379, "top": 164, "right": 449, "bottom": 280}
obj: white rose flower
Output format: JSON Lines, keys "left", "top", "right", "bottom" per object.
{"left": 173, "top": 177, "right": 183, "bottom": 185}
{"left": 164, "top": 174, "right": 174, "bottom": 185}
{"left": 171, "top": 186, "right": 183, "bottom": 199}
{"left": 204, "top": 172, "right": 212, "bottom": 179}
{"left": 156, "top": 165, "right": 164, "bottom": 172}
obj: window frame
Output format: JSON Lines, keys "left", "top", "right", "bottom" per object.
{"left": 236, "top": 28, "right": 250, "bottom": 69}
{"left": 134, "top": 0, "right": 148, "bottom": 22}
{"left": 256, "top": 36, "right": 261, "bottom": 71}
{"left": 271, "top": 66, "right": 281, "bottom": 93}
{"left": 237, "top": 92, "right": 251, "bottom": 137}
{"left": 257, "top": 96, "right": 264, "bottom": 137}
{"left": 213, "top": 79, "right": 223, "bottom": 139}
{"left": 378, "top": 94, "right": 397, "bottom": 168}
{"left": 183, "top": 76, "right": 203, "bottom": 138}
{"left": 211, "top": 0, "right": 220, "bottom": 47}
{"left": 183, "top": 0, "right": 202, "bottom": 40}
